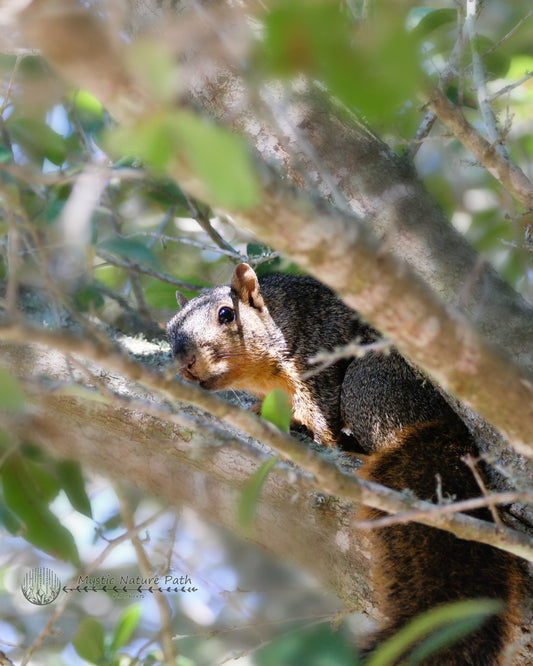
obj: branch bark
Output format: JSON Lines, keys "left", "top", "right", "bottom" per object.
{"left": 429, "top": 86, "right": 533, "bottom": 211}
{"left": 0, "top": 334, "right": 373, "bottom": 609}
{"left": 0, "top": 327, "right": 531, "bottom": 562}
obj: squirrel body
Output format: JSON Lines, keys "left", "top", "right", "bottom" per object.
{"left": 167, "top": 263, "right": 523, "bottom": 665}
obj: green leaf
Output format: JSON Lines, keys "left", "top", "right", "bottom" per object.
{"left": 257, "top": 623, "right": 357, "bottom": 666}
{"left": 113, "top": 156, "right": 142, "bottom": 169}
{"left": 73, "top": 285, "right": 105, "bottom": 312}
{"left": 70, "top": 89, "right": 103, "bottom": 116}
{"left": 365, "top": 599, "right": 502, "bottom": 666}
{"left": 261, "top": 0, "right": 421, "bottom": 124}
{"left": 507, "top": 55, "right": 533, "bottom": 82}
{"left": 0, "top": 365, "right": 26, "bottom": 412}
{"left": 107, "top": 111, "right": 260, "bottom": 209}
{"left": 0, "top": 498, "right": 23, "bottom": 534}
{"left": 107, "top": 113, "right": 179, "bottom": 172}
{"left": 99, "top": 511, "right": 125, "bottom": 536}
{"left": 144, "top": 280, "right": 186, "bottom": 310}
{"left": 411, "top": 8, "right": 457, "bottom": 39}
{"left": 69, "top": 90, "right": 105, "bottom": 134}
{"left": 43, "top": 196, "right": 67, "bottom": 224}
{"left": 145, "top": 177, "right": 188, "bottom": 208}
{"left": 129, "top": 40, "right": 179, "bottom": 105}
{"left": 99, "top": 237, "right": 161, "bottom": 270}
{"left": 56, "top": 460, "right": 93, "bottom": 518}
{"left": 8, "top": 116, "right": 67, "bottom": 166}
{"left": 110, "top": 603, "right": 142, "bottom": 653}
{"left": 94, "top": 266, "right": 127, "bottom": 289}
{"left": 238, "top": 456, "right": 278, "bottom": 529}
{"left": 246, "top": 242, "right": 272, "bottom": 261}
{"left": 261, "top": 389, "right": 291, "bottom": 432}
{"left": 2, "top": 454, "right": 79, "bottom": 565}
{"left": 73, "top": 617, "right": 107, "bottom": 664}
{"left": 0, "top": 144, "right": 12, "bottom": 164}
{"left": 172, "top": 111, "right": 260, "bottom": 209}
{"left": 25, "top": 460, "right": 60, "bottom": 503}
{"left": 476, "top": 36, "right": 511, "bottom": 80}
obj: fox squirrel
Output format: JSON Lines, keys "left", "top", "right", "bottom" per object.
{"left": 166, "top": 262, "right": 523, "bottom": 665}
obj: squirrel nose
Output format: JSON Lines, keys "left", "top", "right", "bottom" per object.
{"left": 169, "top": 334, "right": 198, "bottom": 376}
{"left": 183, "top": 354, "right": 196, "bottom": 371}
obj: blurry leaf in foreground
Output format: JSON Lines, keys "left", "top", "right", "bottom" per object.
{"left": 261, "top": 388, "right": 291, "bottom": 432}
{"left": 72, "top": 617, "right": 106, "bottom": 664}
{"left": 56, "top": 460, "right": 93, "bottom": 518}
{"left": 0, "top": 365, "right": 26, "bottom": 412}
{"left": 172, "top": 111, "right": 260, "bottom": 209}
{"left": 8, "top": 116, "right": 67, "bottom": 166}
{"left": 107, "top": 110, "right": 260, "bottom": 209}
{"left": 238, "top": 456, "right": 278, "bottom": 529}
{"left": 365, "top": 598, "right": 502, "bottom": 666}
{"left": 110, "top": 603, "right": 142, "bottom": 653}
{"left": 257, "top": 622, "right": 357, "bottom": 665}
{"left": 261, "top": 0, "right": 421, "bottom": 125}
{"left": 2, "top": 454, "right": 79, "bottom": 565}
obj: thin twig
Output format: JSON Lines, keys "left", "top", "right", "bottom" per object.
{"left": 117, "top": 487, "right": 178, "bottom": 666}
{"left": 354, "top": 489, "right": 532, "bottom": 530}
{"left": 409, "top": 21, "right": 465, "bottom": 159}
{"left": 185, "top": 194, "right": 245, "bottom": 260}
{"left": 489, "top": 71, "right": 533, "bottom": 102}
{"left": 304, "top": 339, "right": 393, "bottom": 378}
{"left": 0, "top": 651, "right": 15, "bottom": 666}
{"left": 0, "top": 162, "right": 148, "bottom": 187}
{"left": 0, "top": 55, "right": 22, "bottom": 116}
{"left": 129, "top": 232, "right": 245, "bottom": 261}
{"left": 483, "top": 9, "right": 533, "bottom": 57}
{"left": 95, "top": 248, "right": 203, "bottom": 291}
{"left": 428, "top": 86, "right": 533, "bottom": 211}
{"left": 463, "top": 454, "right": 504, "bottom": 528}
{"left": 464, "top": 0, "right": 508, "bottom": 159}
{"left": 20, "top": 507, "right": 168, "bottom": 666}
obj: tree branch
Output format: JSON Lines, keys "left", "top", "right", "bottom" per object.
{"left": 428, "top": 86, "right": 533, "bottom": 211}
{"left": 0, "top": 325, "right": 531, "bottom": 562}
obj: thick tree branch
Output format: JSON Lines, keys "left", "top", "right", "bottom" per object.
{"left": 0, "top": 327, "right": 531, "bottom": 562}
{"left": 429, "top": 86, "right": 533, "bottom": 212}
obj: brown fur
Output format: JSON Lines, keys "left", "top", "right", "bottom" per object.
{"left": 167, "top": 263, "right": 523, "bottom": 664}
{"left": 358, "top": 423, "right": 522, "bottom": 664}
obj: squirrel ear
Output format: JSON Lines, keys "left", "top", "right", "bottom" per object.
{"left": 231, "top": 263, "right": 264, "bottom": 309}
{"left": 175, "top": 291, "right": 189, "bottom": 309}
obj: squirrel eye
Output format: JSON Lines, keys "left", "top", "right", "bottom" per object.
{"left": 218, "top": 306, "right": 235, "bottom": 325}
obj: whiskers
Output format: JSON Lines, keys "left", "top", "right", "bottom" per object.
{"left": 209, "top": 347, "right": 249, "bottom": 362}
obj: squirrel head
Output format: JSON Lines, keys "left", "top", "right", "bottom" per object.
{"left": 166, "top": 263, "right": 287, "bottom": 395}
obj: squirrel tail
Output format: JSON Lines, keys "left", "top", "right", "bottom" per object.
{"left": 358, "top": 421, "right": 522, "bottom": 666}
